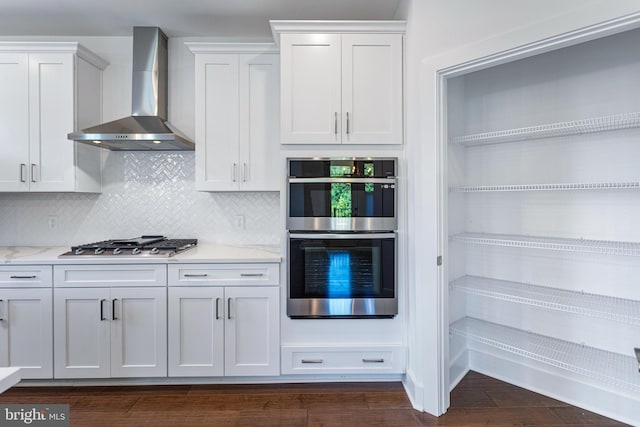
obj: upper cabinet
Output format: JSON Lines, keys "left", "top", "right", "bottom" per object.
{"left": 0, "top": 43, "right": 107, "bottom": 193}
{"left": 271, "top": 21, "right": 405, "bottom": 145}
{"left": 189, "top": 43, "right": 280, "bottom": 192}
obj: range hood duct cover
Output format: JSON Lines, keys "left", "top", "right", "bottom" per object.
{"left": 68, "top": 27, "right": 195, "bottom": 151}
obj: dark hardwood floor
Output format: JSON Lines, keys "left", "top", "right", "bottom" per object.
{"left": 0, "top": 371, "right": 628, "bottom": 426}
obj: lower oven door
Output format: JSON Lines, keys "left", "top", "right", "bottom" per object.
{"left": 288, "top": 232, "right": 397, "bottom": 318}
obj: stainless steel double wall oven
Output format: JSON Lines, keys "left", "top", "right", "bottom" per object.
{"left": 287, "top": 158, "right": 398, "bottom": 318}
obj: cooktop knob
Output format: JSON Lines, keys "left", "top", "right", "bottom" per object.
{"left": 150, "top": 247, "right": 160, "bottom": 255}
{"left": 113, "top": 248, "right": 122, "bottom": 255}
{"left": 94, "top": 248, "right": 105, "bottom": 255}
{"left": 132, "top": 247, "right": 142, "bottom": 255}
{"left": 74, "top": 248, "right": 85, "bottom": 255}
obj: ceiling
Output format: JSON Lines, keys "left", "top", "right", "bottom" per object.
{"left": 1, "top": 0, "right": 403, "bottom": 38}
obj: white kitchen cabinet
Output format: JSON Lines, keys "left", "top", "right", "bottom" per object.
{"left": 445, "top": 26, "right": 640, "bottom": 423}
{"left": 168, "top": 263, "right": 280, "bottom": 377}
{"left": 0, "top": 266, "right": 53, "bottom": 379}
{"left": 189, "top": 44, "right": 279, "bottom": 191}
{"left": 0, "top": 44, "right": 107, "bottom": 192}
{"left": 274, "top": 22, "right": 404, "bottom": 145}
{"left": 53, "top": 265, "right": 167, "bottom": 379}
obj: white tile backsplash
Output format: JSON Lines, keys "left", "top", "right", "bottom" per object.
{"left": 0, "top": 152, "right": 280, "bottom": 246}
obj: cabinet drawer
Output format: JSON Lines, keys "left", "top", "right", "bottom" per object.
{"left": 282, "top": 346, "right": 405, "bottom": 374}
{"left": 54, "top": 265, "right": 167, "bottom": 287}
{"left": 168, "top": 264, "right": 279, "bottom": 286}
{"left": 0, "top": 265, "right": 52, "bottom": 287}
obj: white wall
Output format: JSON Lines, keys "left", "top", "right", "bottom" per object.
{"left": 398, "top": 0, "right": 640, "bottom": 416}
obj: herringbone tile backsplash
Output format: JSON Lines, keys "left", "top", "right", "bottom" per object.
{"left": 0, "top": 152, "right": 281, "bottom": 246}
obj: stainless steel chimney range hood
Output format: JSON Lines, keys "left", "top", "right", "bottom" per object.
{"left": 68, "top": 27, "right": 195, "bottom": 151}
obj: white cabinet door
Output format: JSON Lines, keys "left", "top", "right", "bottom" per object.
{"left": 280, "top": 34, "right": 342, "bottom": 144}
{"left": 194, "top": 50, "right": 280, "bottom": 192}
{"left": 224, "top": 286, "right": 279, "bottom": 376}
{"left": 110, "top": 287, "right": 167, "bottom": 378}
{"left": 0, "top": 53, "right": 29, "bottom": 191}
{"left": 28, "top": 53, "right": 75, "bottom": 191}
{"left": 280, "top": 33, "right": 403, "bottom": 145}
{"left": 239, "top": 53, "right": 280, "bottom": 191}
{"left": 195, "top": 54, "right": 240, "bottom": 191}
{"left": 53, "top": 288, "right": 111, "bottom": 379}
{"left": 341, "top": 34, "right": 403, "bottom": 145}
{"left": 168, "top": 287, "right": 224, "bottom": 377}
{"left": 0, "top": 288, "right": 53, "bottom": 379}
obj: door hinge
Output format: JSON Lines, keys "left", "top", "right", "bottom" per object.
{"left": 437, "top": 256, "right": 442, "bottom": 266}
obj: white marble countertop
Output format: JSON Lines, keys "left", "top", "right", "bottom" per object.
{"left": 0, "top": 367, "right": 21, "bottom": 394}
{"left": 0, "top": 244, "right": 281, "bottom": 265}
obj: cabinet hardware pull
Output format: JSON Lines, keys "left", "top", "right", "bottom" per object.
{"left": 100, "top": 299, "right": 106, "bottom": 321}
{"left": 240, "top": 273, "right": 264, "bottom": 277}
{"left": 301, "top": 359, "right": 323, "bottom": 364}
{"left": 243, "top": 163, "right": 247, "bottom": 182}
{"left": 362, "top": 358, "right": 385, "bottom": 363}
{"left": 232, "top": 163, "right": 237, "bottom": 182}
{"left": 112, "top": 299, "right": 118, "bottom": 320}
{"left": 334, "top": 112, "right": 338, "bottom": 135}
{"left": 10, "top": 275, "right": 37, "bottom": 279}
{"left": 0, "top": 299, "right": 4, "bottom": 321}
{"left": 31, "top": 164, "right": 37, "bottom": 183}
{"left": 227, "top": 298, "right": 232, "bottom": 319}
{"left": 20, "top": 164, "right": 26, "bottom": 183}
{"left": 215, "top": 297, "right": 220, "bottom": 320}
{"left": 184, "top": 274, "right": 208, "bottom": 278}
{"left": 346, "top": 112, "right": 350, "bottom": 134}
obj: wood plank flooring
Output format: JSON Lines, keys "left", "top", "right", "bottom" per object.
{"left": 0, "top": 371, "right": 629, "bottom": 426}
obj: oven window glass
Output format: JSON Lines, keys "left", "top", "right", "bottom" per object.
{"left": 289, "top": 236, "right": 395, "bottom": 299}
{"left": 289, "top": 182, "right": 394, "bottom": 218}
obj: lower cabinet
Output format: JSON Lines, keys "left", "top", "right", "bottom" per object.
{"left": 53, "top": 286, "right": 167, "bottom": 379}
{"left": 0, "top": 288, "right": 53, "bottom": 379}
{"left": 168, "top": 263, "right": 280, "bottom": 377}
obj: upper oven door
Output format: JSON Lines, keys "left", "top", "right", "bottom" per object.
{"left": 287, "top": 158, "right": 397, "bottom": 232}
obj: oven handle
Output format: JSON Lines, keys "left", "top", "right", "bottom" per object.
{"left": 288, "top": 177, "right": 396, "bottom": 184}
{"left": 289, "top": 232, "right": 395, "bottom": 240}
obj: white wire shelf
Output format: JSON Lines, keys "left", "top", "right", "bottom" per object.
{"left": 450, "top": 232, "right": 640, "bottom": 257}
{"left": 450, "top": 317, "right": 640, "bottom": 394}
{"left": 450, "top": 275, "right": 640, "bottom": 326}
{"left": 450, "top": 111, "right": 640, "bottom": 146}
{"left": 450, "top": 181, "right": 640, "bottom": 193}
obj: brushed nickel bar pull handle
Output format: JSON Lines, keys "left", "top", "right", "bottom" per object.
{"left": 362, "top": 358, "right": 385, "bottom": 363}
{"left": 20, "top": 164, "right": 26, "bottom": 183}
{"left": 232, "top": 163, "right": 237, "bottom": 182}
{"left": 334, "top": 112, "right": 338, "bottom": 135}
{"left": 184, "top": 274, "right": 208, "bottom": 278}
{"left": 0, "top": 299, "right": 4, "bottom": 321}
{"left": 10, "top": 275, "right": 37, "bottom": 279}
{"left": 215, "top": 297, "right": 220, "bottom": 320}
{"left": 635, "top": 348, "right": 640, "bottom": 373}
{"left": 227, "top": 298, "right": 232, "bottom": 320}
{"left": 243, "top": 163, "right": 247, "bottom": 182}
{"left": 301, "top": 359, "right": 323, "bottom": 364}
{"left": 31, "top": 164, "right": 37, "bottom": 183}
{"left": 240, "top": 273, "right": 264, "bottom": 277}
{"left": 112, "top": 298, "right": 118, "bottom": 320}
{"left": 346, "top": 112, "right": 350, "bottom": 134}
{"left": 100, "top": 299, "right": 106, "bottom": 321}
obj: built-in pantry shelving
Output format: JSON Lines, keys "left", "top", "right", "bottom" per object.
{"left": 449, "top": 111, "right": 640, "bottom": 146}
{"left": 450, "top": 276, "right": 640, "bottom": 326}
{"left": 450, "top": 181, "right": 640, "bottom": 192}
{"left": 446, "top": 23, "right": 640, "bottom": 425}
{"left": 450, "top": 317, "right": 640, "bottom": 394}
{"left": 450, "top": 232, "right": 640, "bottom": 257}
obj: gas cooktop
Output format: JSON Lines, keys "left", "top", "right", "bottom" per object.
{"left": 59, "top": 236, "right": 198, "bottom": 258}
